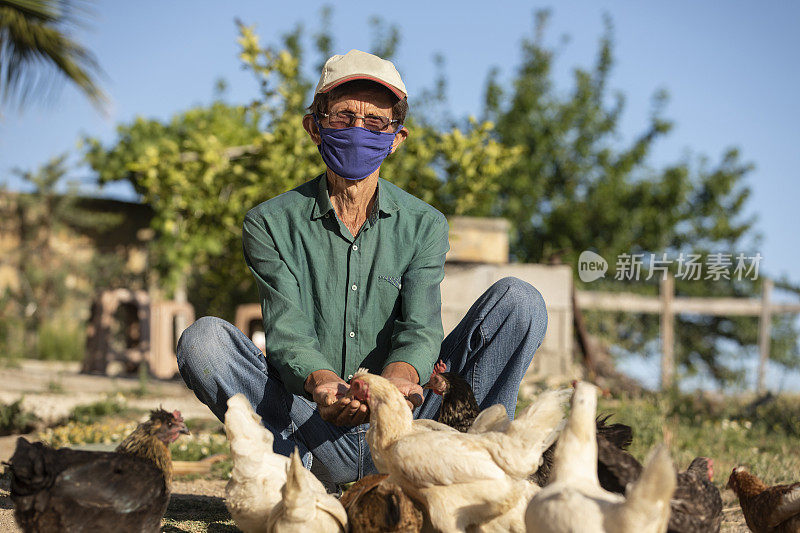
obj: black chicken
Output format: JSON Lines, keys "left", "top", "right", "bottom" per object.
{"left": 423, "top": 361, "right": 479, "bottom": 432}
{"left": 530, "top": 414, "right": 633, "bottom": 487}
{"left": 7, "top": 408, "right": 189, "bottom": 533}
{"left": 596, "top": 439, "right": 722, "bottom": 533}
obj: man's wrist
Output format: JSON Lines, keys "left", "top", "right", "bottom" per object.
{"left": 381, "top": 361, "right": 419, "bottom": 384}
{"left": 304, "top": 369, "right": 341, "bottom": 395}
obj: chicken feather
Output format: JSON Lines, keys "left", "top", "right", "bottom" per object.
{"left": 525, "top": 382, "right": 676, "bottom": 533}
{"left": 266, "top": 449, "right": 347, "bottom": 532}
{"left": 349, "top": 368, "right": 569, "bottom": 532}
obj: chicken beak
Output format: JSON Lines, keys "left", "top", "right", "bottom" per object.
{"left": 179, "top": 425, "right": 190, "bottom": 435}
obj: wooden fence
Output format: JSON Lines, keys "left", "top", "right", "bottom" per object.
{"left": 576, "top": 276, "right": 800, "bottom": 391}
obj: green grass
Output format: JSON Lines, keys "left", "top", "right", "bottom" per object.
{"left": 0, "top": 399, "right": 39, "bottom": 436}
{"left": 36, "top": 319, "right": 86, "bottom": 361}
{"left": 69, "top": 396, "right": 142, "bottom": 424}
{"left": 518, "top": 387, "right": 800, "bottom": 511}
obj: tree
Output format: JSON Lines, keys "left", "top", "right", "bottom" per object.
{"left": 0, "top": 0, "right": 106, "bottom": 110}
{"left": 482, "top": 10, "right": 798, "bottom": 386}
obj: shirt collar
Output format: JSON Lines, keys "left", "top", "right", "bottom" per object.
{"left": 311, "top": 174, "right": 334, "bottom": 220}
{"left": 311, "top": 175, "right": 400, "bottom": 220}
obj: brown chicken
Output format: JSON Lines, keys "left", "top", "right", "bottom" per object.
{"left": 340, "top": 473, "right": 423, "bottom": 533}
{"left": 7, "top": 408, "right": 189, "bottom": 533}
{"left": 727, "top": 466, "right": 800, "bottom": 533}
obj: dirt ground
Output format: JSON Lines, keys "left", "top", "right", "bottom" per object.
{"left": 0, "top": 360, "right": 753, "bottom": 532}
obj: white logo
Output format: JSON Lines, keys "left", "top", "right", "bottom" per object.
{"left": 578, "top": 251, "right": 608, "bottom": 282}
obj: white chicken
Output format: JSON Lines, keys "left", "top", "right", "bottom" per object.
{"left": 223, "top": 393, "right": 347, "bottom": 533}
{"left": 267, "top": 448, "right": 348, "bottom": 532}
{"left": 225, "top": 393, "right": 288, "bottom": 533}
{"left": 525, "top": 382, "right": 676, "bottom": 533}
{"left": 348, "top": 368, "right": 569, "bottom": 533}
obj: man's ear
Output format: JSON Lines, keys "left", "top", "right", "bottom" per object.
{"left": 303, "top": 114, "right": 321, "bottom": 146}
{"left": 390, "top": 126, "right": 409, "bottom": 154}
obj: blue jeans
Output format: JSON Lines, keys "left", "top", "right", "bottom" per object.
{"left": 176, "top": 277, "right": 547, "bottom": 490}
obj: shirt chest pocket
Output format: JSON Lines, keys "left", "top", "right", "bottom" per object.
{"left": 375, "top": 275, "right": 402, "bottom": 314}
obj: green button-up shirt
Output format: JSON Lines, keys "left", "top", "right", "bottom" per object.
{"left": 242, "top": 174, "right": 449, "bottom": 397}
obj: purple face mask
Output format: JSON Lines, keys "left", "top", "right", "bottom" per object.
{"left": 314, "top": 115, "right": 401, "bottom": 181}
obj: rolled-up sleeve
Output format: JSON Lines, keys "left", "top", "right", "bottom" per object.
{"left": 382, "top": 215, "right": 449, "bottom": 383}
{"left": 242, "top": 213, "right": 335, "bottom": 396}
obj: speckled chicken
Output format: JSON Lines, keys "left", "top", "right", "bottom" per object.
{"left": 7, "top": 408, "right": 188, "bottom": 533}
{"left": 340, "top": 473, "right": 423, "bottom": 532}
{"left": 596, "top": 437, "right": 722, "bottom": 533}
{"left": 727, "top": 466, "right": 800, "bottom": 533}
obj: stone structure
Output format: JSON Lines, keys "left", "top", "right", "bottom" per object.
{"left": 82, "top": 289, "right": 193, "bottom": 379}
{"left": 446, "top": 216, "right": 510, "bottom": 264}
{"left": 441, "top": 263, "right": 575, "bottom": 381}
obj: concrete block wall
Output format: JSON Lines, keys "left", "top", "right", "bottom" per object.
{"left": 440, "top": 263, "right": 575, "bottom": 381}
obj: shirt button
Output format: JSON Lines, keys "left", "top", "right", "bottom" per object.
{"left": 351, "top": 284, "right": 358, "bottom": 291}
{"left": 352, "top": 244, "right": 358, "bottom": 251}
{"left": 349, "top": 331, "right": 355, "bottom": 338}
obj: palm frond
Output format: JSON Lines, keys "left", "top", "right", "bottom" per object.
{"left": 0, "top": 0, "right": 106, "bottom": 111}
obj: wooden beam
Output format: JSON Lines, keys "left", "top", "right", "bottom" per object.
{"left": 756, "top": 279, "right": 773, "bottom": 393}
{"left": 574, "top": 291, "right": 662, "bottom": 313}
{"left": 660, "top": 275, "right": 675, "bottom": 390}
{"left": 576, "top": 290, "right": 800, "bottom": 317}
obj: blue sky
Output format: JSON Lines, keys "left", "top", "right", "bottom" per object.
{"left": 2, "top": 2, "right": 799, "bottom": 385}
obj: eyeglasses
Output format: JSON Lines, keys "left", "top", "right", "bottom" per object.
{"left": 319, "top": 111, "right": 399, "bottom": 132}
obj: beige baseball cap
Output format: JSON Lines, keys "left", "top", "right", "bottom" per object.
{"left": 314, "top": 49, "right": 407, "bottom": 99}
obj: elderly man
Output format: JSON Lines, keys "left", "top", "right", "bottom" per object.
{"left": 176, "top": 50, "right": 548, "bottom": 490}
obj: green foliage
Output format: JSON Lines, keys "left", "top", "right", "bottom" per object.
{"left": 36, "top": 317, "right": 85, "bottom": 361}
{"left": 0, "top": 398, "right": 39, "bottom": 435}
{"left": 69, "top": 396, "right": 129, "bottom": 424}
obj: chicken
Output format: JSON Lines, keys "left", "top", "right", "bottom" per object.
{"left": 224, "top": 393, "right": 290, "bottom": 533}
{"left": 224, "top": 393, "right": 347, "bottom": 533}
{"left": 339, "top": 473, "right": 423, "bottom": 532}
{"left": 115, "top": 408, "right": 189, "bottom": 486}
{"left": 525, "top": 382, "right": 676, "bottom": 533}
{"left": 7, "top": 408, "right": 189, "bottom": 533}
{"left": 596, "top": 437, "right": 722, "bottom": 532}
{"left": 424, "top": 360, "right": 480, "bottom": 432}
{"left": 266, "top": 449, "right": 347, "bottom": 532}
{"left": 349, "top": 368, "right": 569, "bottom": 532}
{"left": 727, "top": 466, "right": 800, "bottom": 533}
{"left": 530, "top": 414, "right": 633, "bottom": 488}
{"left": 667, "top": 457, "right": 722, "bottom": 533}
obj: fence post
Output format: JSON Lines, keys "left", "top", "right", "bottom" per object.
{"left": 660, "top": 274, "right": 675, "bottom": 390}
{"left": 756, "top": 278, "right": 773, "bottom": 393}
